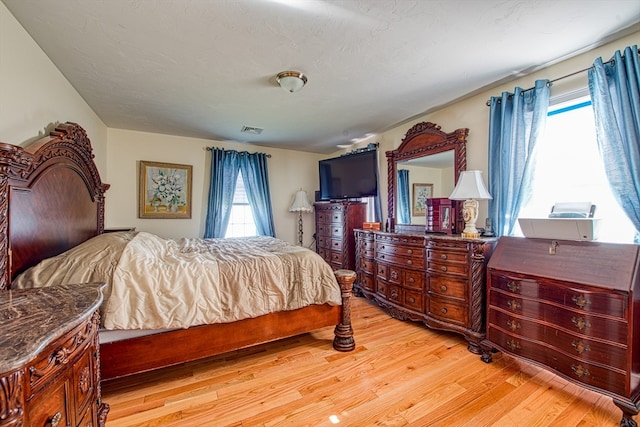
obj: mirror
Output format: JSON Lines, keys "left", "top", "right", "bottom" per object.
{"left": 386, "top": 122, "right": 468, "bottom": 233}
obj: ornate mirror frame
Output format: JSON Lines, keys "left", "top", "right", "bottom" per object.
{"left": 386, "top": 122, "right": 468, "bottom": 232}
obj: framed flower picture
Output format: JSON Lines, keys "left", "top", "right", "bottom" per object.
{"left": 412, "top": 183, "right": 433, "bottom": 216}
{"left": 139, "top": 160, "right": 192, "bottom": 219}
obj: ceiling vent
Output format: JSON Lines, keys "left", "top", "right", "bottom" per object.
{"left": 241, "top": 126, "right": 263, "bottom": 135}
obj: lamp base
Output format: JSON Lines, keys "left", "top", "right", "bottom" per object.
{"left": 461, "top": 231, "right": 481, "bottom": 239}
{"left": 460, "top": 199, "right": 480, "bottom": 239}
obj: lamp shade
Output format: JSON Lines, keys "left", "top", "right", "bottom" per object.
{"left": 276, "top": 71, "right": 308, "bottom": 93}
{"left": 289, "top": 189, "right": 313, "bottom": 212}
{"left": 449, "top": 170, "right": 492, "bottom": 200}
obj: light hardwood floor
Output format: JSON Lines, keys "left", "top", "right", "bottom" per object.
{"left": 102, "top": 296, "right": 630, "bottom": 427}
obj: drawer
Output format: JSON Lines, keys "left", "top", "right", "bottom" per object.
{"left": 359, "top": 273, "right": 375, "bottom": 292}
{"left": 315, "top": 211, "right": 329, "bottom": 223}
{"left": 361, "top": 258, "right": 375, "bottom": 275}
{"left": 404, "top": 270, "right": 425, "bottom": 290}
{"left": 328, "top": 211, "right": 345, "bottom": 223}
{"left": 487, "top": 327, "right": 627, "bottom": 396}
{"left": 317, "top": 235, "right": 329, "bottom": 249}
{"left": 428, "top": 275, "right": 467, "bottom": 300}
{"left": 376, "top": 279, "right": 388, "bottom": 298}
{"left": 330, "top": 225, "right": 344, "bottom": 238}
{"left": 27, "top": 321, "right": 94, "bottom": 394}
{"left": 316, "top": 223, "right": 331, "bottom": 236}
{"left": 73, "top": 349, "right": 95, "bottom": 419}
{"left": 328, "top": 250, "right": 344, "bottom": 265}
{"left": 327, "top": 238, "right": 343, "bottom": 252}
{"left": 488, "top": 309, "right": 627, "bottom": 370}
{"left": 377, "top": 252, "right": 424, "bottom": 269}
{"left": 428, "top": 295, "right": 467, "bottom": 326}
{"left": 489, "top": 290, "right": 628, "bottom": 343}
{"left": 427, "top": 248, "right": 469, "bottom": 264}
{"left": 490, "top": 272, "right": 627, "bottom": 319}
{"left": 388, "top": 284, "right": 403, "bottom": 305}
{"left": 428, "top": 259, "right": 468, "bottom": 277}
{"left": 404, "top": 289, "right": 424, "bottom": 312}
{"left": 376, "top": 263, "right": 388, "bottom": 280}
{"left": 28, "top": 374, "right": 71, "bottom": 427}
{"left": 376, "top": 242, "right": 423, "bottom": 258}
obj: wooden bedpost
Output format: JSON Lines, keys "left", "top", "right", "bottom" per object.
{"left": 333, "top": 269, "right": 356, "bottom": 351}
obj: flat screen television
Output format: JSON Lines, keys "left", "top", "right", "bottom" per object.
{"left": 318, "top": 150, "right": 378, "bottom": 201}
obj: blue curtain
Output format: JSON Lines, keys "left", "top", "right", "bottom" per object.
{"left": 397, "top": 169, "right": 411, "bottom": 223}
{"left": 488, "top": 79, "right": 550, "bottom": 236}
{"left": 238, "top": 152, "right": 276, "bottom": 237}
{"left": 588, "top": 45, "right": 640, "bottom": 241}
{"left": 204, "top": 149, "right": 240, "bottom": 238}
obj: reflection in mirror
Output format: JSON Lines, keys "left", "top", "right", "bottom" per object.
{"left": 396, "top": 151, "right": 455, "bottom": 225}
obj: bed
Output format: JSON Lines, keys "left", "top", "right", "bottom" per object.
{"left": 0, "top": 122, "right": 355, "bottom": 381}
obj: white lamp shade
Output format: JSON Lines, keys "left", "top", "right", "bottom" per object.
{"left": 449, "top": 170, "right": 492, "bottom": 200}
{"left": 289, "top": 189, "right": 313, "bottom": 212}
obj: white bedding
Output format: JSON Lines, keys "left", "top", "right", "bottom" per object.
{"left": 12, "top": 231, "right": 341, "bottom": 330}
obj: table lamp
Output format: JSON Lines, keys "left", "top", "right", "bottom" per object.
{"left": 449, "top": 170, "right": 492, "bottom": 238}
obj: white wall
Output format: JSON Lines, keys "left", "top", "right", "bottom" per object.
{"left": 105, "top": 128, "right": 324, "bottom": 244}
{"left": 375, "top": 31, "right": 640, "bottom": 227}
{"left": 0, "top": 2, "right": 107, "bottom": 174}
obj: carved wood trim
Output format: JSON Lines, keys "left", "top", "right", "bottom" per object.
{"left": 386, "top": 122, "right": 468, "bottom": 232}
{"left": 0, "top": 122, "right": 108, "bottom": 289}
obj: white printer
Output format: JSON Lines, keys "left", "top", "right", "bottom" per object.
{"left": 518, "top": 202, "right": 601, "bottom": 241}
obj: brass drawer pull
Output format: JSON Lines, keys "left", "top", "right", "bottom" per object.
{"left": 506, "top": 339, "right": 521, "bottom": 351}
{"left": 506, "top": 281, "right": 520, "bottom": 293}
{"left": 391, "top": 289, "right": 398, "bottom": 298}
{"left": 440, "top": 285, "right": 447, "bottom": 292}
{"left": 507, "top": 300, "right": 521, "bottom": 311}
{"left": 506, "top": 319, "right": 520, "bottom": 331}
{"left": 407, "top": 260, "right": 413, "bottom": 265}
{"left": 572, "top": 294, "right": 591, "bottom": 309}
{"left": 441, "top": 254, "right": 447, "bottom": 260}
{"left": 571, "top": 340, "right": 590, "bottom": 355}
{"left": 408, "top": 277, "right": 415, "bottom": 283}
{"left": 571, "top": 316, "right": 591, "bottom": 331}
{"left": 408, "top": 297, "right": 416, "bottom": 303}
{"left": 441, "top": 266, "right": 447, "bottom": 272}
{"left": 571, "top": 364, "right": 590, "bottom": 378}
{"left": 407, "top": 249, "right": 413, "bottom": 255}
{"left": 47, "top": 412, "right": 62, "bottom": 427}
{"left": 440, "top": 307, "right": 448, "bottom": 314}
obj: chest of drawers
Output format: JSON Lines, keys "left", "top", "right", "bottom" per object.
{"left": 354, "top": 231, "right": 496, "bottom": 353}
{"left": 315, "top": 201, "right": 366, "bottom": 271}
{"left": 0, "top": 284, "right": 109, "bottom": 427}
{"left": 482, "top": 236, "right": 640, "bottom": 427}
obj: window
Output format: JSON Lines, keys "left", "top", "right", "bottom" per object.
{"left": 224, "top": 174, "right": 257, "bottom": 238}
{"left": 517, "top": 93, "right": 635, "bottom": 243}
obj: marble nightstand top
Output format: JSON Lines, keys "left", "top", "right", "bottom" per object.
{"left": 0, "top": 283, "right": 105, "bottom": 373}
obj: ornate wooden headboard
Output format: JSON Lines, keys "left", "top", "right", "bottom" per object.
{"left": 0, "top": 122, "right": 109, "bottom": 289}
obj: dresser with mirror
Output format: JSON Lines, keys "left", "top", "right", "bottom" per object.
{"left": 354, "top": 122, "right": 496, "bottom": 353}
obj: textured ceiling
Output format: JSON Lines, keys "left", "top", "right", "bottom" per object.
{"left": 4, "top": 0, "right": 640, "bottom": 153}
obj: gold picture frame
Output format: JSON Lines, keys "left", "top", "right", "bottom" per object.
{"left": 139, "top": 160, "right": 192, "bottom": 219}
{"left": 412, "top": 183, "right": 433, "bottom": 216}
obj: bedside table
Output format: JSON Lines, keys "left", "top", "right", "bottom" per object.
{"left": 0, "top": 283, "right": 109, "bottom": 427}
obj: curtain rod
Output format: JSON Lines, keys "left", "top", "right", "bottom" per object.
{"left": 205, "top": 147, "right": 271, "bottom": 157}
{"left": 485, "top": 48, "right": 640, "bottom": 106}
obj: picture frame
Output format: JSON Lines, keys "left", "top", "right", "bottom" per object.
{"left": 412, "top": 183, "right": 433, "bottom": 216}
{"left": 139, "top": 160, "right": 192, "bottom": 219}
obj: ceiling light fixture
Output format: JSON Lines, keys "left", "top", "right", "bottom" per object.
{"left": 276, "top": 71, "right": 308, "bottom": 93}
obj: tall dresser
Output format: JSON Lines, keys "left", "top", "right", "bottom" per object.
{"left": 482, "top": 236, "right": 640, "bottom": 427}
{"left": 315, "top": 201, "right": 366, "bottom": 271}
{"left": 354, "top": 230, "right": 496, "bottom": 353}
{"left": 0, "top": 283, "right": 109, "bottom": 427}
